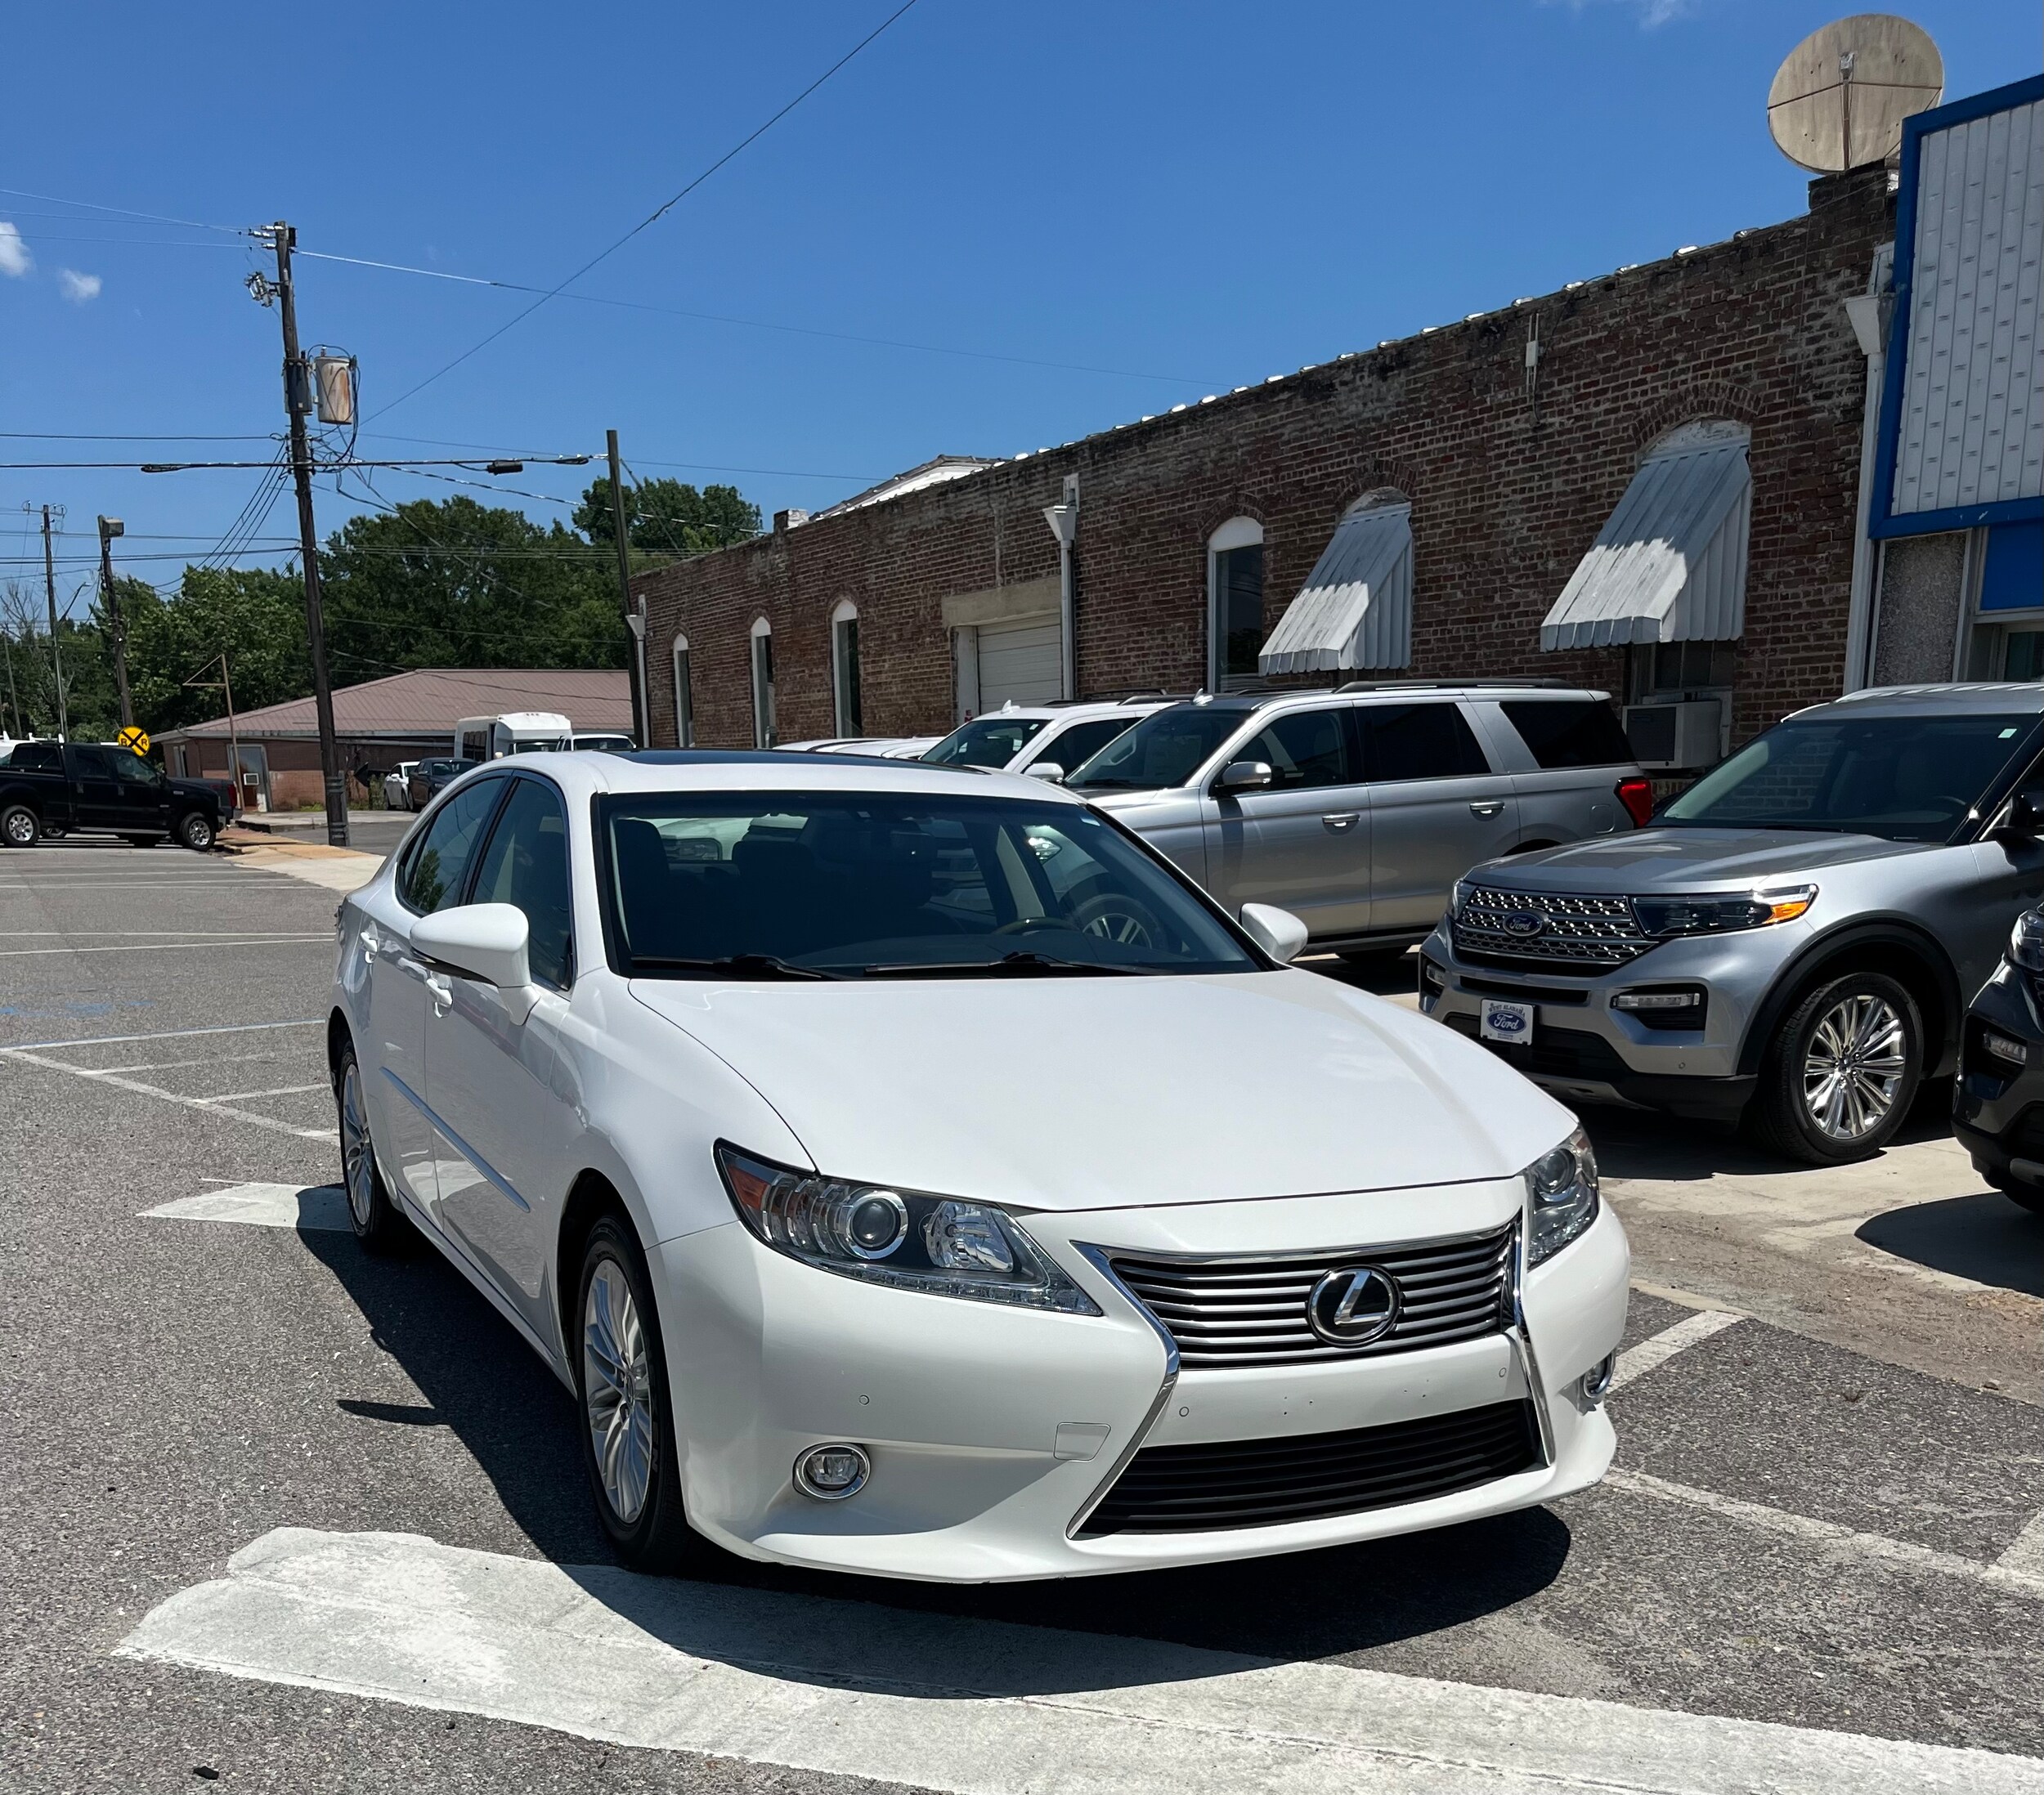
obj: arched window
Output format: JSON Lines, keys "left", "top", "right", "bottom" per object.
{"left": 671, "top": 634, "right": 694, "bottom": 748}
{"left": 1207, "top": 517, "right": 1265, "bottom": 687}
{"left": 749, "top": 616, "right": 776, "bottom": 749}
{"left": 831, "top": 599, "right": 863, "bottom": 736}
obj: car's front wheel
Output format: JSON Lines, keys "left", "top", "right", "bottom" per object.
{"left": 575, "top": 1215, "right": 710, "bottom": 1573}
{"left": 1750, "top": 971, "right": 1922, "bottom": 1165}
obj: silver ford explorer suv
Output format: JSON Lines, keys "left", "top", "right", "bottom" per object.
{"left": 1422, "top": 684, "right": 2044, "bottom": 1164}
{"left": 1065, "top": 683, "right": 1652, "bottom": 965}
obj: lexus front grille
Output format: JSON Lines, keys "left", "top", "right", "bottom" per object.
{"left": 1452, "top": 885, "right": 1654, "bottom": 970}
{"left": 1107, "top": 1222, "right": 1515, "bottom": 1371}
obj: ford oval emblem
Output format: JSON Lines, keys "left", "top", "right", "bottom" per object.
{"left": 1503, "top": 909, "right": 1545, "bottom": 938}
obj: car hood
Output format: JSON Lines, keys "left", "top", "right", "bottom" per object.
{"left": 169, "top": 778, "right": 222, "bottom": 804}
{"left": 1478, "top": 826, "right": 1937, "bottom": 893}
{"left": 628, "top": 972, "right": 1568, "bottom": 1212}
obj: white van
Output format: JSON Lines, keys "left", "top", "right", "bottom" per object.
{"left": 453, "top": 712, "right": 573, "bottom": 762}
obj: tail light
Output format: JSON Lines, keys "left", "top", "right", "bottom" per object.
{"left": 1616, "top": 777, "right": 1653, "bottom": 830}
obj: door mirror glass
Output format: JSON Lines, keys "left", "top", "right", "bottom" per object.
{"left": 1239, "top": 902, "right": 1308, "bottom": 963}
{"left": 1215, "top": 759, "right": 1275, "bottom": 793}
{"left": 411, "top": 902, "right": 531, "bottom": 991}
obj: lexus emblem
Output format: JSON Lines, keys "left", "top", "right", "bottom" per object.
{"left": 1503, "top": 909, "right": 1545, "bottom": 938}
{"left": 1307, "top": 1265, "right": 1401, "bottom": 1347}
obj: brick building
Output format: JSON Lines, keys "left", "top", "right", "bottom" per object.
{"left": 638, "top": 166, "right": 1899, "bottom": 764}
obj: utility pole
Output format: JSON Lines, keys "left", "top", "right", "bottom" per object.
{"left": 39, "top": 504, "right": 69, "bottom": 740}
{"left": 607, "top": 429, "right": 648, "bottom": 749}
{"left": 97, "top": 517, "right": 132, "bottom": 729}
{"left": 2, "top": 625, "right": 20, "bottom": 737}
{"left": 256, "top": 222, "right": 348, "bottom": 846}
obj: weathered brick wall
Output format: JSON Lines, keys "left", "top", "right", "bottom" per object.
{"left": 639, "top": 169, "right": 1892, "bottom": 753}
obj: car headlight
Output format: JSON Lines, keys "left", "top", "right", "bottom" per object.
{"left": 2009, "top": 910, "right": 2044, "bottom": 974}
{"left": 1631, "top": 884, "right": 1815, "bottom": 938}
{"left": 715, "top": 1144, "right": 1101, "bottom": 1314}
{"left": 1523, "top": 1126, "right": 1599, "bottom": 1267}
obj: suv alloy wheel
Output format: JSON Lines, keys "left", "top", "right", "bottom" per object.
{"left": 1750, "top": 970, "right": 1923, "bottom": 1166}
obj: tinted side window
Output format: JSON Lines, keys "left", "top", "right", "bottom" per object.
{"left": 111, "top": 753, "right": 161, "bottom": 786}
{"left": 400, "top": 780, "right": 504, "bottom": 914}
{"left": 1236, "top": 708, "right": 1354, "bottom": 790}
{"left": 1360, "top": 703, "right": 1490, "bottom": 781}
{"left": 1501, "top": 700, "right": 1633, "bottom": 770}
{"left": 469, "top": 780, "right": 574, "bottom": 988}
{"left": 71, "top": 745, "right": 116, "bottom": 778}
{"left": 1029, "top": 717, "right": 1132, "bottom": 771}
{"left": 7, "top": 741, "right": 62, "bottom": 772}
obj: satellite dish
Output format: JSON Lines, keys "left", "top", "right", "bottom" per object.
{"left": 1768, "top": 14, "right": 1943, "bottom": 173}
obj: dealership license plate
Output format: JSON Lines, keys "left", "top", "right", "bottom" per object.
{"left": 1480, "top": 999, "right": 1535, "bottom": 1045}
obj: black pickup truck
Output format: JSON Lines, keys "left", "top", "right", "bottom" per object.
{"left": 0, "top": 740, "right": 232, "bottom": 851}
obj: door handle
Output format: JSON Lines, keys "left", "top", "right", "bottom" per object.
{"left": 1468, "top": 800, "right": 1505, "bottom": 817}
{"left": 361, "top": 925, "right": 381, "bottom": 963}
{"left": 424, "top": 973, "right": 452, "bottom": 1014}
{"left": 1320, "top": 812, "right": 1360, "bottom": 830}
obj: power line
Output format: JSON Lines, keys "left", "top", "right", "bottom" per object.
{"left": 0, "top": 185, "right": 248, "bottom": 234}
{"left": 367, "top": 0, "right": 924, "bottom": 420}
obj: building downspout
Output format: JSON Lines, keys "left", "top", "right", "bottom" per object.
{"left": 1841, "top": 243, "right": 1894, "bottom": 692}
{"left": 1042, "top": 475, "right": 1079, "bottom": 701}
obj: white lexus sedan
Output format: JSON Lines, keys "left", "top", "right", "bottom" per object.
{"left": 328, "top": 750, "right": 1627, "bottom": 1582}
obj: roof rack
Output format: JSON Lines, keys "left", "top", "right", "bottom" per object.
{"left": 1333, "top": 677, "right": 1573, "bottom": 693}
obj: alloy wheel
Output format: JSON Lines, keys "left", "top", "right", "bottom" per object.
{"left": 1800, "top": 993, "right": 1907, "bottom": 1141}
{"left": 582, "top": 1255, "right": 655, "bottom": 1525}
{"left": 3, "top": 812, "right": 35, "bottom": 848}
{"left": 339, "top": 1063, "right": 376, "bottom": 1228}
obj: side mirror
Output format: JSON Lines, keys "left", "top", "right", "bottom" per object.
{"left": 1998, "top": 787, "right": 2044, "bottom": 839}
{"left": 1215, "top": 759, "right": 1275, "bottom": 794}
{"left": 1239, "top": 902, "right": 1309, "bottom": 965}
{"left": 412, "top": 903, "right": 532, "bottom": 1004}
{"left": 1023, "top": 762, "right": 1065, "bottom": 782}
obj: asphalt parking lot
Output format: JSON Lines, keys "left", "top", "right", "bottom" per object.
{"left": 3, "top": 838, "right": 2041, "bottom": 1793}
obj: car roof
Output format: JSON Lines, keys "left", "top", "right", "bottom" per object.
{"left": 960, "top": 696, "right": 1177, "bottom": 723}
{"left": 497, "top": 748, "right": 1089, "bottom": 808}
{"left": 1818, "top": 682, "right": 2044, "bottom": 718}
{"left": 1150, "top": 681, "right": 1612, "bottom": 718}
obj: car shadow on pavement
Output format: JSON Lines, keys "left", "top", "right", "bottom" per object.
{"left": 299, "top": 1213, "right": 1575, "bottom": 1677}
{"left": 1855, "top": 1193, "right": 2044, "bottom": 1297}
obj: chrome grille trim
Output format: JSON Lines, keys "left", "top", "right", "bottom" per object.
{"left": 1107, "top": 1222, "right": 1515, "bottom": 1370}
{"left": 1452, "top": 884, "right": 1654, "bottom": 969}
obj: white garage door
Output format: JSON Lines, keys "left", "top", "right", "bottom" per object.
{"left": 975, "top": 617, "right": 1063, "bottom": 710}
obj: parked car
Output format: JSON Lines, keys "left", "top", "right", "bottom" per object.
{"left": 383, "top": 762, "right": 421, "bottom": 810}
{"left": 1065, "top": 683, "right": 1649, "bottom": 965}
{"left": 455, "top": 711, "right": 573, "bottom": 761}
{"left": 406, "top": 757, "right": 481, "bottom": 809}
{"left": 1951, "top": 906, "right": 2044, "bottom": 1217}
{"left": 921, "top": 697, "right": 1172, "bottom": 781}
{"left": 570, "top": 732, "right": 636, "bottom": 752}
{"left": 808, "top": 736, "right": 942, "bottom": 759}
{"left": 1423, "top": 684, "right": 2044, "bottom": 1164}
{"left": 0, "top": 738, "right": 231, "bottom": 850}
{"left": 329, "top": 751, "right": 1626, "bottom": 1580}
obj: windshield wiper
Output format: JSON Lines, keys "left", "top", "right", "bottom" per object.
{"left": 630, "top": 953, "right": 846, "bottom": 981}
{"left": 861, "top": 950, "right": 1151, "bottom": 978}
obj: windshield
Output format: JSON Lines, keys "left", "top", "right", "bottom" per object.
{"left": 1066, "top": 705, "right": 1249, "bottom": 791}
{"left": 1661, "top": 711, "right": 2037, "bottom": 842}
{"left": 599, "top": 791, "right": 1258, "bottom": 978}
{"left": 922, "top": 716, "right": 1049, "bottom": 767}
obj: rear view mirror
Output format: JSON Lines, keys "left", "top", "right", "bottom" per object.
{"left": 412, "top": 902, "right": 532, "bottom": 1000}
{"left": 1999, "top": 787, "right": 2044, "bottom": 839}
{"left": 1215, "top": 759, "right": 1275, "bottom": 794}
{"left": 1239, "top": 902, "right": 1309, "bottom": 964}
{"left": 1023, "top": 763, "right": 1065, "bottom": 782}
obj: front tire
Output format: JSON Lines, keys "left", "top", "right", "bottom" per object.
{"left": 177, "top": 810, "right": 217, "bottom": 852}
{"left": 575, "top": 1215, "right": 708, "bottom": 1573}
{"left": 1, "top": 805, "right": 38, "bottom": 848}
{"left": 1749, "top": 971, "right": 1922, "bottom": 1165}
{"left": 335, "top": 1041, "right": 412, "bottom": 1253}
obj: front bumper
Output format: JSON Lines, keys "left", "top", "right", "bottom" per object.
{"left": 1419, "top": 920, "right": 1806, "bottom": 1123}
{"left": 654, "top": 1180, "right": 1628, "bottom": 1582}
{"left": 1952, "top": 962, "right": 2044, "bottom": 1184}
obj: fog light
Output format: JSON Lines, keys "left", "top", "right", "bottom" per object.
{"left": 1612, "top": 988, "right": 1701, "bottom": 1011}
{"left": 1983, "top": 1028, "right": 2029, "bottom": 1068}
{"left": 794, "top": 1443, "right": 871, "bottom": 1501}
{"left": 1419, "top": 957, "right": 1447, "bottom": 1005}
{"left": 1579, "top": 1353, "right": 1616, "bottom": 1403}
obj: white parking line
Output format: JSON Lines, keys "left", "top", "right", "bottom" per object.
{"left": 1602, "top": 1468, "right": 2044, "bottom": 1599}
{"left": 0, "top": 1018, "right": 322, "bottom": 1054}
{"left": 199, "top": 1082, "right": 328, "bottom": 1103}
{"left": 119, "top": 1527, "right": 2044, "bottom": 1795}
{"left": 2000, "top": 1511, "right": 2044, "bottom": 1581}
{"left": 0, "top": 937, "right": 329, "bottom": 957}
{"left": 142, "top": 1184, "right": 350, "bottom": 1231}
{"left": 0, "top": 1045, "right": 334, "bottom": 1141}
{"left": 1609, "top": 1309, "right": 1743, "bottom": 1391}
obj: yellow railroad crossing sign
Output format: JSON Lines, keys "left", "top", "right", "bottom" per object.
{"left": 117, "top": 726, "right": 150, "bottom": 756}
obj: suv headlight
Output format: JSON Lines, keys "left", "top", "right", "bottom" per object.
{"left": 1523, "top": 1126, "right": 1599, "bottom": 1267}
{"left": 2009, "top": 910, "right": 2044, "bottom": 974}
{"left": 1632, "top": 884, "right": 1815, "bottom": 938}
{"left": 715, "top": 1144, "right": 1100, "bottom": 1314}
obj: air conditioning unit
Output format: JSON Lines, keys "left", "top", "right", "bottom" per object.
{"left": 1624, "top": 699, "right": 1722, "bottom": 771}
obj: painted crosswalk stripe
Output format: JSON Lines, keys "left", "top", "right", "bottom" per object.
{"left": 1609, "top": 1308, "right": 1742, "bottom": 1391}
{"left": 119, "top": 1528, "right": 2044, "bottom": 1795}
{"left": 2000, "top": 1510, "right": 2044, "bottom": 1581}
{"left": 141, "top": 1184, "right": 351, "bottom": 1232}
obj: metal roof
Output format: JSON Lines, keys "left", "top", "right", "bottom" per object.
{"left": 1258, "top": 502, "right": 1414, "bottom": 674}
{"left": 1540, "top": 428, "right": 1752, "bottom": 651}
{"left": 156, "top": 667, "right": 632, "bottom": 741}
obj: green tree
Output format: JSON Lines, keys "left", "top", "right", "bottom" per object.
{"left": 119, "top": 568, "right": 311, "bottom": 735}
{"left": 573, "top": 476, "right": 760, "bottom": 557}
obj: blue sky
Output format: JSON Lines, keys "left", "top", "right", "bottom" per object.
{"left": 1, "top": 0, "right": 2034, "bottom": 610}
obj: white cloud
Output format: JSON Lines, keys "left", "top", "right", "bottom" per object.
{"left": 58, "top": 268, "right": 101, "bottom": 303}
{"left": 1543, "top": 0, "right": 1697, "bottom": 26}
{"left": 0, "top": 222, "right": 30, "bottom": 278}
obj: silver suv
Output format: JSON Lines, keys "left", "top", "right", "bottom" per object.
{"left": 1423, "top": 684, "right": 2044, "bottom": 1164}
{"left": 1065, "top": 683, "right": 1650, "bottom": 965}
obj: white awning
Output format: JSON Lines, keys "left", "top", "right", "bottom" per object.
{"left": 1540, "top": 432, "right": 1752, "bottom": 651}
{"left": 1258, "top": 501, "right": 1413, "bottom": 674}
